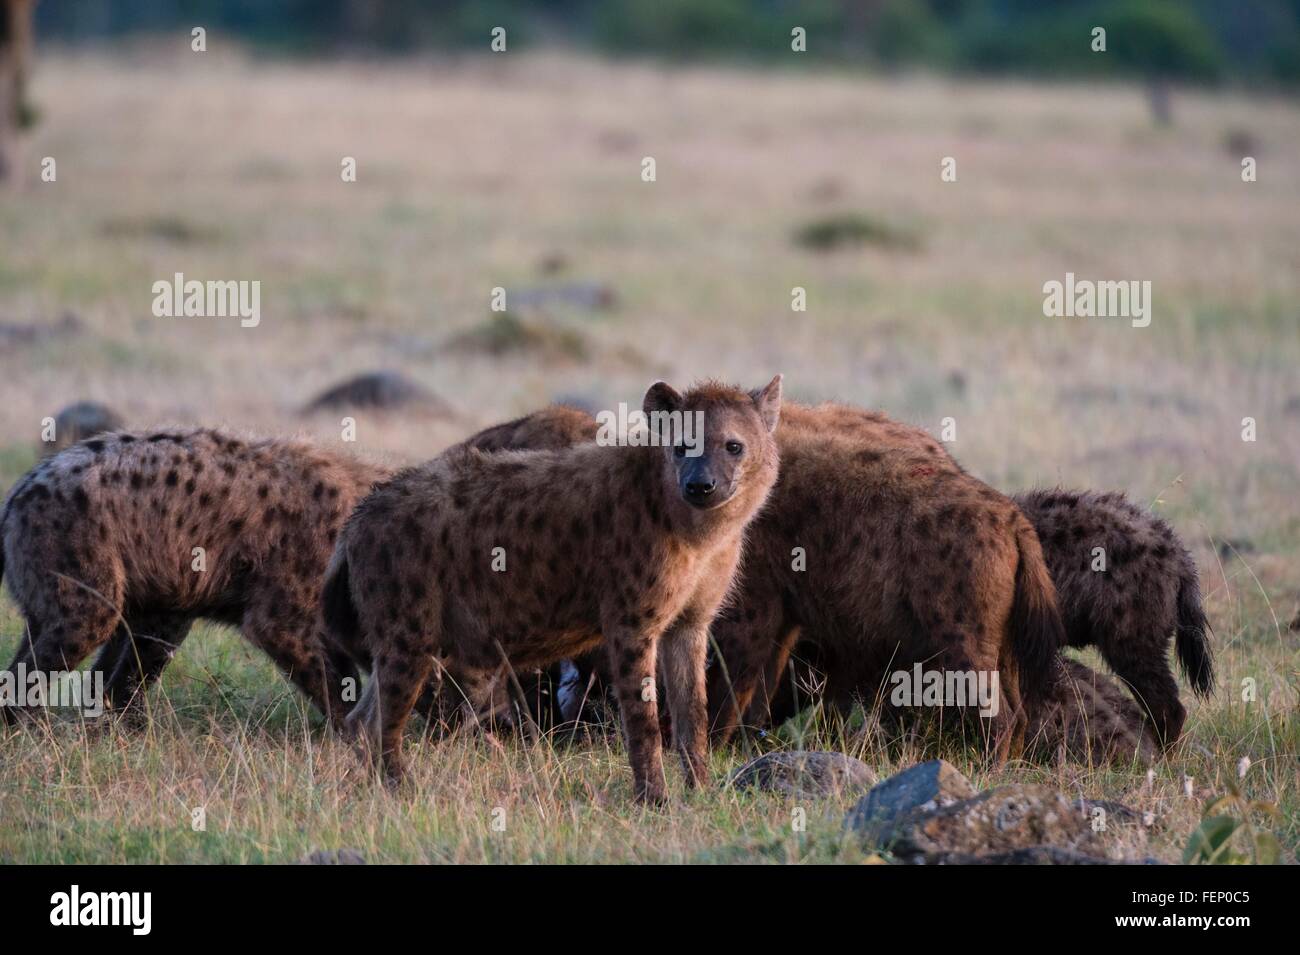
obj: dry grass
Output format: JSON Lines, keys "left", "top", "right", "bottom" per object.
{"left": 0, "top": 46, "right": 1296, "bottom": 863}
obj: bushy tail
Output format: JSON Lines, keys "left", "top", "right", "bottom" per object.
{"left": 320, "top": 550, "right": 360, "bottom": 646}
{"left": 1010, "top": 519, "right": 1068, "bottom": 706}
{"left": 1175, "top": 569, "right": 1215, "bottom": 696}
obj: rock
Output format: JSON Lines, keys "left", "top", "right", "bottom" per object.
{"left": 929, "top": 847, "right": 1159, "bottom": 865}
{"left": 843, "top": 759, "right": 974, "bottom": 840}
{"left": 0, "top": 312, "right": 82, "bottom": 353}
{"left": 301, "top": 371, "right": 447, "bottom": 415}
{"left": 505, "top": 283, "right": 618, "bottom": 313}
{"left": 876, "top": 784, "right": 1105, "bottom": 862}
{"left": 301, "top": 848, "right": 366, "bottom": 865}
{"left": 728, "top": 751, "right": 878, "bottom": 798}
{"left": 1217, "top": 537, "right": 1256, "bottom": 560}
{"left": 1072, "top": 798, "right": 1149, "bottom": 829}
{"left": 444, "top": 313, "right": 591, "bottom": 363}
{"left": 42, "top": 401, "right": 125, "bottom": 456}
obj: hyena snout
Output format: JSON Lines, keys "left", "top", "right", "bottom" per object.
{"left": 681, "top": 460, "right": 720, "bottom": 507}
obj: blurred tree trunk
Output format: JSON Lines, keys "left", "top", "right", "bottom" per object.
{"left": 0, "top": 0, "right": 36, "bottom": 183}
{"left": 1147, "top": 78, "right": 1173, "bottom": 126}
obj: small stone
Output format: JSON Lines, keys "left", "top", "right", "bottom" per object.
{"left": 302, "top": 371, "right": 445, "bottom": 415}
{"left": 301, "top": 848, "right": 366, "bottom": 865}
{"left": 728, "top": 751, "right": 878, "bottom": 798}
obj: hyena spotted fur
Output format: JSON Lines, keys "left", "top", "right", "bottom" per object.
{"left": 1014, "top": 488, "right": 1212, "bottom": 745}
{"left": 467, "top": 403, "right": 1212, "bottom": 749}
{"left": 321, "top": 378, "right": 783, "bottom": 801}
{"left": 1027, "top": 657, "right": 1161, "bottom": 765}
{"left": 463, "top": 401, "right": 1063, "bottom": 763}
{"left": 0, "top": 429, "right": 386, "bottom": 726}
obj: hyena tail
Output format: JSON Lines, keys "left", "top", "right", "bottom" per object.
{"left": 1010, "top": 519, "right": 1068, "bottom": 705}
{"left": 1175, "top": 568, "right": 1215, "bottom": 697}
{"left": 320, "top": 550, "right": 360, "bottom": 646}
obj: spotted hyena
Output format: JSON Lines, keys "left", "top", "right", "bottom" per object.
{"left": 1014, "top": 489, "right": 1212, "bottom": 745}
{"left": 321, "top": 378, "right": 783, "bottom": 800}
{"left": 1027, "top": 657, "right": 1161, "bottom": 765}
{"left": 460, "top": 401, "right": 1061, "bottom": 762}
{"left": 467, "top": 403, "right": 1211, "bottom": 749}
{"left": 0, "top": 429, "right": 386, "bottom": 726}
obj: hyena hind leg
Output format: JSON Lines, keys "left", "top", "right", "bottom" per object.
{"left": 358, "top": 652, "right": 439, "bottom": 787}
{"left": 242, "top": 600, "right": 354, "bottom": 730}
{"left": 95, "top": 614, "right": 194, "bottom": 720}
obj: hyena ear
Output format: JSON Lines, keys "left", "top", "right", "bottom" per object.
{"left": 749, "top": 374, "right": 783, "bottom": 433}
{"left": 643, "top": 380, "right": 684, "bottom": 420}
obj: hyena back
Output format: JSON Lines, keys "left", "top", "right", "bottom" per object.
{"left": 322, "top": 378, "right": 783, "bottom": 801}
{"left": 0, "top": 429, "right": 385, "bottom": 725}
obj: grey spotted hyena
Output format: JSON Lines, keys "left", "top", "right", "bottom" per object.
{"left": 322, "top": 377, "right": 783, "bottom": 801}
{"left": 1014, "top": 489, "right": 1212, "bottom": 745}
{"left": 0, "top": 429, "right": 385, "bottom": 725}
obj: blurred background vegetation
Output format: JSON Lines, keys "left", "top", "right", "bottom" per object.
{"left": 35, "top": 0, "right": 1300, "bottom": 88}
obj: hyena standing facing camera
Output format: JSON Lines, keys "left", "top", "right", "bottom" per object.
{"left": 322, "top": 377, "right": 783, "bottom": 801}
{"left": 0, "top": 430, "right": 385, "bottom": 726}
{"left": 461, "top": 401, "right": 1060, "bottom": 762}
{"left": 464, "top": 403, "right": 1213, "bottom": 750}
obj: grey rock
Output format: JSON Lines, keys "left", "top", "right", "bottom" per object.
{"left": 42, "top": 401, "right": 125, "bottom": 456}
{"left": 843, "top": 759, "right": 975, "bottom": 839}
{"left": 728, "top": 751, "right": 878, "bottom": 798}
{"left": 873, "top": 784, "right": 1111, "bottom": 863}
{"left": 302, "top": 371, "right": 446, "bottom": 415}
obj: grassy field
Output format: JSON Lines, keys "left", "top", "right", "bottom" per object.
{"left": 0, "top": 46, "right": 1297, "bottom": 863}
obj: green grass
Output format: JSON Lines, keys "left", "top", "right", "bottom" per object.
{"left": 0, "top": 606, "right": 1293, "bottom": 864}
{"left": 0, "top": 49, "right": 1297, "bottom": 863}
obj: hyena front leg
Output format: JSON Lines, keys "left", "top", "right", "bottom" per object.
{"left": 604, "top": 625, "right": 667, "bottom": 805}
{"left": 659, "top": 613, "right": 710, "bottom": 787}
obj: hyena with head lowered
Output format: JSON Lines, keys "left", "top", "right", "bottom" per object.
{"left": 321, "top": 378, "right": 783, "bottom": 801}
{"left": 0, "top": 429, "right": 385, "bottom": 726}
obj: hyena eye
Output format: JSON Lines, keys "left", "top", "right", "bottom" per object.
{"left": 725, "top": 440, "right": 744, "bottom": 456}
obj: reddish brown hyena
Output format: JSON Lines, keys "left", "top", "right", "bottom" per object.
{"left": 466, "top": 403, "right": 1211, "bottom": 750}
{"left": 0, "top": 429, "right": 385, "bottom": 726}
{"left": 322, "top": 378, "right": 783, "bottom": 801}
{"left": 460, "top": 402, "right": 1060, "bottom": 762}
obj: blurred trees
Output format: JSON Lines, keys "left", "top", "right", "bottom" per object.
{"left": 0, "top": 0, "right": 37, "bottom": 182}
{"left": 29, "top": 0, "right": 1300, "bottom": 88}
